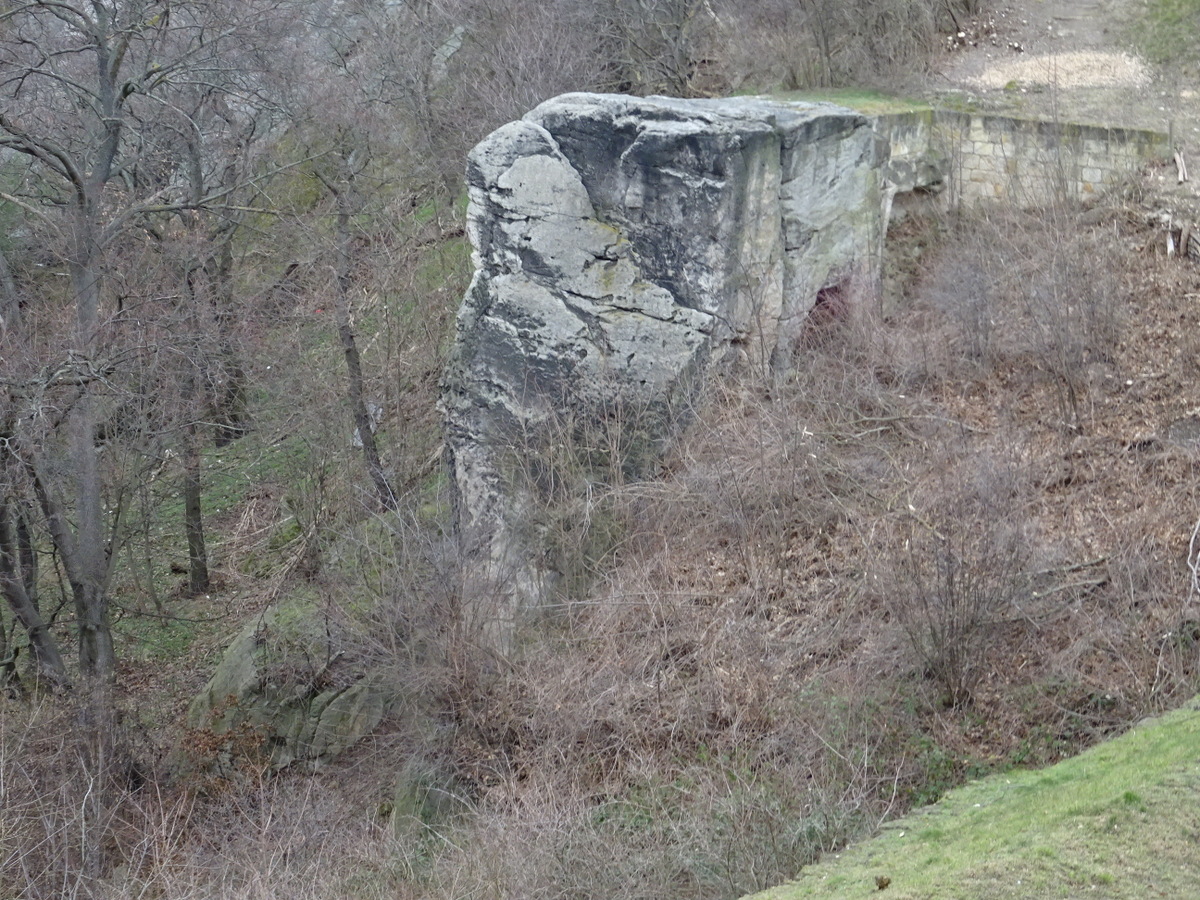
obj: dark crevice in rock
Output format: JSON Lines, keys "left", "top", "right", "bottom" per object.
{"left": 558, "top": 295, "right": 615, "bottom": 354}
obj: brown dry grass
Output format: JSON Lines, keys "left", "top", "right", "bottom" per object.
{"left": 7, "top": 190, "right": 1200, "bottom": 900}
{"left": 423, "top": 193, "right": 1200, "bottom": 897}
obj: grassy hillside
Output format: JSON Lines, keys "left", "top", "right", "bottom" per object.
{"left": 1132, "top": 0, "right": 1200, "bottom": 66}
{"left": 8, "top": 0, "right": 1200, "bottom": 897}
{"left": 749, "top": 697, "right": 1200, "bottom": 899}
{"left": 765, "top": 88, "right": 930, "bottom": 115}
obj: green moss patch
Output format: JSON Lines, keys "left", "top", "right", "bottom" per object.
{"left": 767, "top": 89, "right": 931, "bottom": 116}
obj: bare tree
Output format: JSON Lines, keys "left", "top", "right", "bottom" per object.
{"left": 306, "top": 139, "right": 401, "bottom": 513}
{"left": 0, "top": 0, "right": 284, "bottom": 678}
{"left": 0, "top": 475, "right": 65, "bottom": 687}
{"left": 593, "top": 0, "right": 722, "bottom": 95}
{"left": 0, "top": 245, "right": 21, "bottom": 331}
{"left": 274, "top": 7, "right": 446, "bottom": 514}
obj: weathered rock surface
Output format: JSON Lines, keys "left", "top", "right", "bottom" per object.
{"left": 442, "top": 93, "right": 886, "bottom": 649}
{"left": 186, "top": 603, "right": 391, "bottom": 770}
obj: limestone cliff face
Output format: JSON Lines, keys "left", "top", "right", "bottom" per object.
{"left": 442, "top": 94, "right": 886, "bottom": 648}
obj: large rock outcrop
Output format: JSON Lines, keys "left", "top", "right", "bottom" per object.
{"left": 442, "top": 93, "right": 886, "bottom": 650}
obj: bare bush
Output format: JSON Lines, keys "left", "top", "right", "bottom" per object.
{"left": 915, "top": 205, "right": 1124, "bottom": 428}
{"left": 0, "top": 696, "right": 148, "bottom": 898}
{"left": 422, "top": 584, "right": 929, "bottom": 899}
{"left": 410, "top": 309, "right": 960, "bottom": 899}
{"left": 883, "top": 460, "right": 1036, "bottom": 708}
{"left": 715, "top": 0, "right": 973, "bottom": 92}
{"left": 419, "top": 759, "right": 858, "bottom": 900}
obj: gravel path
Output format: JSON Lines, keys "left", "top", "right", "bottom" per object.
{"left": 963, "top": 49, "right": 1150, "bottom": 90}
{"left": 925, "top": 0, "right": 1200, "bottom": 143}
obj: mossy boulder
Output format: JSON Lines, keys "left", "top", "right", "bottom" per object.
{"left": 186, "top": 600, "right": 392, "bottom": 769}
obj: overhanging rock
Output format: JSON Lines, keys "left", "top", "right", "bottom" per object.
{"left": 442, "top": 93, "right": 886, "bottom": 650}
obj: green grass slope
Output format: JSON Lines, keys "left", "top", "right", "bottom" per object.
{"left": 747, "top": 697, "right": 1200, "bottom": 899}
{"left": 764, "top": 88, "right": 931, "bottom": 115}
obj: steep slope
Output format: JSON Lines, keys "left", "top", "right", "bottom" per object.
{"left": 748, "top": 696, "right": 1200, "bottom": 898}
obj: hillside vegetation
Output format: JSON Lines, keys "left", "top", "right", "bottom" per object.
{"left": 751, "top": 697, "right": 1200, "bottom": 899}
{"left": 3, "top": 0, "right": 1200, "bottom": 898}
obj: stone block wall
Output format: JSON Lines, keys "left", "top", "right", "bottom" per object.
{"left": 939, "top": 111, "right": 1168, "bottom": 204}
{"left": 873, "top": 108, "right": 1168, "bottom": 206}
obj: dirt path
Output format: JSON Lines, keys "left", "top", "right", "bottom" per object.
{"left": 924, "top": 0, "right": 1200, "bottom": 144}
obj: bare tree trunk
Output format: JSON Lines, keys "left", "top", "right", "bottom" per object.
{"left": 0, "top": 246, "right": 20, "bottom": 332}
{"left": 16, "top": 502, "right": 36, "bottom": 601}
{"left": 0, "top": 613, "right": 15, "bottom": 693}
{"left": 183, "top": 419, "right": 209, "bottom": 594}
{"left": 69, "top": 239, "right": 115, "bottom": 679}
{"left": 213, "top": 355, "right": 249, "bottom": 448}
{"left": 180, "top": 257, "right": 217, "bottom": 593}
{"left": 206, "top": 237, "right": 250, "bottom": 447}
{"left": 0, "top": 497, "right": 68, "bottom": 686}
{"left": 334, "top": 196, "right": 397, "bottom": 512}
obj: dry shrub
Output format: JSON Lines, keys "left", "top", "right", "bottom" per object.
{"left": 419, "top": 750, "right": 867, "bottom": 900}
{"left": 418, "top": 309, "right": 958, "bottom": 899}
{"left": 162, "top": 770, "right": 412, "bottom": 900}
{"left": 716, "top": 0, "right": 973, "bottom": 91}
{"left": 429, "top": 594, "right": 928, "bottom": 900}
{"left": 0, "top": 695, "right": 166, "bottom": 899}
{"left": 912, "top": 205, "right": 1124, "bottom": 429}
{"left": 882, "top": 454, "right": 1037, "bottom": 709}
{"left": 1, "top": 693, "right": 419, "bottom": 899}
